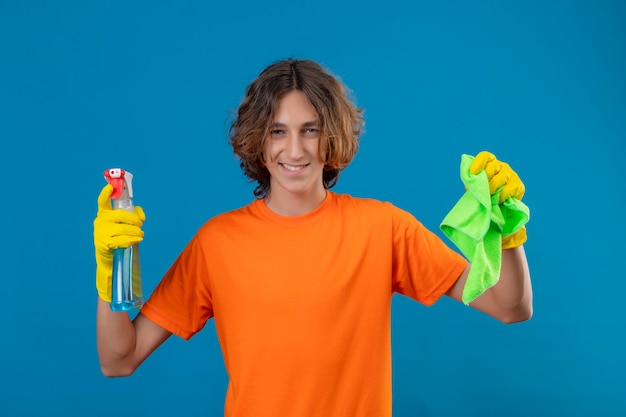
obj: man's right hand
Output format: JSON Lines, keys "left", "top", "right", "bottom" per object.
{"left": 93, "top": 184, "right": 145, "bottom": 302}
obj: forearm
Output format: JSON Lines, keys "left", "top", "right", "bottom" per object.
{"left": 96, "top": 297, "right": 137, "bottom": 377}
{"left": 483, "top": 245, "right": 533, "bottom": 322}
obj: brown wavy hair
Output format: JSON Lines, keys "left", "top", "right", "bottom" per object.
{"left": 229, "top": 59, "right": 364, "bottom": 198}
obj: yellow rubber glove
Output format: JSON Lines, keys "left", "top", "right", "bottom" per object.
{"left": 470, "top": 151, "right": 527, "bottom": 249}
{"left": 469, "top": 151, "right": 525, "bottom": 203}
{"left": 93, "top": 184, "right": 146, "bottom": 302}
{"left": 501, "top": 226, "right": 527, "bottom": 249}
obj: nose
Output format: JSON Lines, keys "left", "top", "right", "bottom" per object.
{"left": 286, "top": 133, "right": 305, "bottom": 159}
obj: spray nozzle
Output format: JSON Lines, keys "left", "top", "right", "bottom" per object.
{"left": 104, "top": 168, "right": 134, "bottom": 199}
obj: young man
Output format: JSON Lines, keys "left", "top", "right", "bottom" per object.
{"left": 94, "top": 59, "right": 532, "bottom": 417}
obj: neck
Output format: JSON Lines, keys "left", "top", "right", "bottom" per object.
{"left": 264, "top": 187, "right": 327, "bottom": 216}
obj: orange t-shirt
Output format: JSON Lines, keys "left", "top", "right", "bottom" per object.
{"left": 141, "top": 192, "right": 467, "bottom": 417}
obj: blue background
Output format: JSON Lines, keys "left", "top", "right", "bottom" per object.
{"left": 1, "top": 1, "right": 625, "bottom": 416}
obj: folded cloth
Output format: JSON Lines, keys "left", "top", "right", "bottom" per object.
{"left": 440, "top": 154, "right": 530, "bottom": 305}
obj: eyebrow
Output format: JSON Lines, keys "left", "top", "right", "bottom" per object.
{"left": 270, "top": 120, "right": 320, "bottom": 128}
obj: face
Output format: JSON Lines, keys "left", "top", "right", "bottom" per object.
{"left": 263, "top": 90, "right": 326, "bottom": 206}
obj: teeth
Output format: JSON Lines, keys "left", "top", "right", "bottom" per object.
{"left": 282, "top": 163, "right": 306, "bottom": 171}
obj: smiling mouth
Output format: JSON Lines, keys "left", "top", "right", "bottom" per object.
{"left": 280, "top": 163, "right": 309, "bottom": 172}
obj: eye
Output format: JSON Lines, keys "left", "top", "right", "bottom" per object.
{"left": 302, "top": 128, "right": 320, "bottom": 137}
{"left": 270, "top": 129, "right": 285, "bottom": 136}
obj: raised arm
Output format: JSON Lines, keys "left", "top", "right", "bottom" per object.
{"left": 96, "top": 300, "right": 171, "bottom": 376}
{"left": 93, "top": 184, "right": 171, "bottom": 376}
{"left": 447, "top": 246, "right": 532, "bottom": 323}
{"left": 445, "top": 151, "right": 533, "bottom": 323}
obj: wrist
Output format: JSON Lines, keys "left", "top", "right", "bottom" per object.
{"left": 502, "top": 226, "right": 527, "bottom": 250}
{"left": 96, "top": 266, "right": 112, "bottom": 303}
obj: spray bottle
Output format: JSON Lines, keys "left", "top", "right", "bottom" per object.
{"left": 104, "top": 168, "right": 144, "bottom": 312}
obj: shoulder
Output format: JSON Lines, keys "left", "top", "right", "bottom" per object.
{"left": 332, "top": 192, "right": 412, "bottom": 219}
{"left": 330, "top": 193, "right": 423, "bottom": 232}
{"left": 334, "top": 193, "right": 431, "bottom": 240}
{"left": 333, "top": 192, "right": 393, "bottom": 212}
{"left": 196, "top": 200, "right": 259, "bottom": 237}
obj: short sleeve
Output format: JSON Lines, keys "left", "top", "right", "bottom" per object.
{"left": 390, "top": 206, "right": 467, "bottom": 306}
{"left": 141, "top": 235, "right": 214, "bottom": 340}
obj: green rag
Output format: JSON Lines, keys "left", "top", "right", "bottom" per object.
{"left": 440, "top": 154, "right": 530, "bottom": 305}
